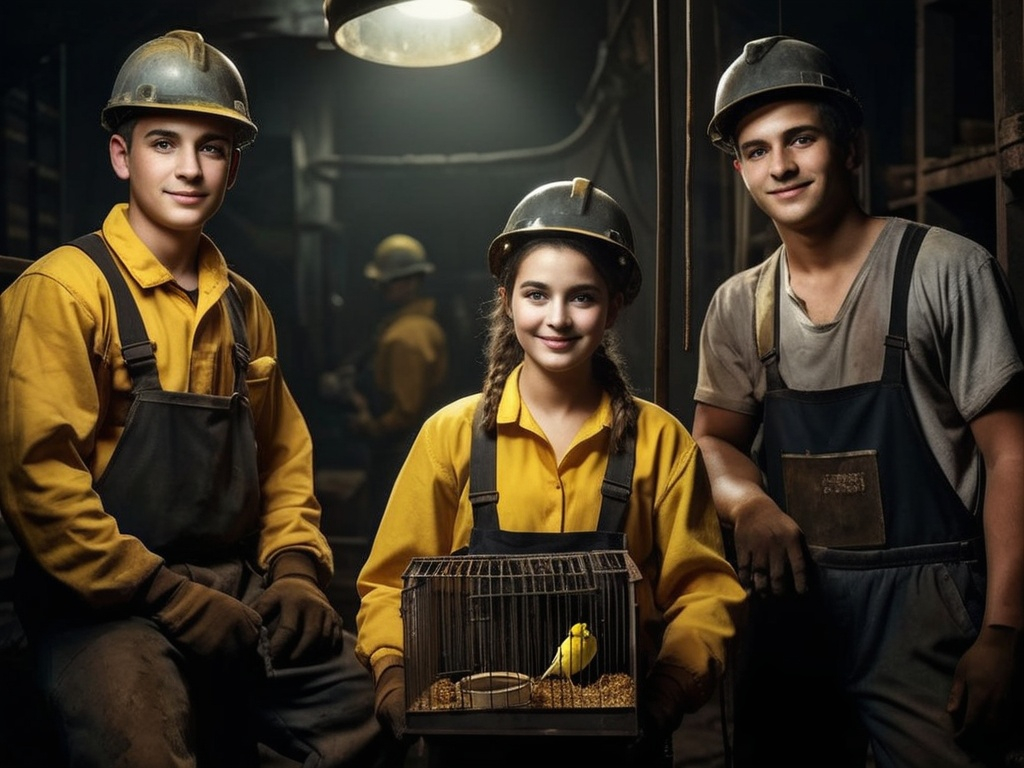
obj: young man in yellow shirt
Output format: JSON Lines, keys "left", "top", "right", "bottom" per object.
{"left": 0, "top": 30, "right": 387, "bottom": 767}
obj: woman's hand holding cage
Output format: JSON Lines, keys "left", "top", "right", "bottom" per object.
{"left": 640, "top": 661, "right": 710, "bottom": 738}
{"left": 373, "top": 658, "right": 409, "bottom": 740}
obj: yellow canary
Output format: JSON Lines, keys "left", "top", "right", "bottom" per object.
{"left": 539, "top": 622, "right": 598, "bottom": 680}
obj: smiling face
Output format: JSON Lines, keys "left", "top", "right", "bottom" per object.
{"left": 109, "top": 112, "right": 240, "bottom": 240}
{"left": 500, "top": 241, "right": 621, "bottom": 380}
{"left": 732, "top": 99, "right": 859, "bottom": 234}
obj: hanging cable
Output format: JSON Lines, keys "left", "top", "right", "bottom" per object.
{"left": 652, "top": 0, "right": 672, "bottom": 406}
{"left": 683, "top": 0, "right": 693, "bottom": 352}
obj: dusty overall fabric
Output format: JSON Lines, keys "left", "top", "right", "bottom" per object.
{"left": 734, "top": 225, "right": 989, "bottom": 768}
{"left": 422, "top": 415, "right": 672, "bottom": 768}
{"left": 18, "top": 235, "right": 382, "bottom": 768}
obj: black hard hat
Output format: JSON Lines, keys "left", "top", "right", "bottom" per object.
{"left": 707, "top": 36, "right": 861, "bottom": 154}
{"left": 102, "top": 30, "right": 258, "bottom": 149}
{"left": 487, "top": 177, "right": 641, "bottom": 304}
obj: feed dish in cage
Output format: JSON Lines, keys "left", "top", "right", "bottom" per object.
{"left": 401, "top": 550, "right": 641, "bottom": 736}
{"left": 460, "top": 672, "right": 532, "bottom": 708}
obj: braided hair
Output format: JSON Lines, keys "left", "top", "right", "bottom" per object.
{"left": 478, "top": 237, "right": 639, "bottom": 452}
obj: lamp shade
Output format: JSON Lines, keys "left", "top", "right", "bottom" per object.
{"left": 324, "top": 0, "right": 508, "bottom": 67}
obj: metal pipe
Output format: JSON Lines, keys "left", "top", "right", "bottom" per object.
{"left": 304, "top": 99, "right": 609, "bottom": 176}
{"left": 683, "top": 0, "right": 693, "bottom": 355}
{"left": 652, "top": 0, "right": 672, "bottom": 407}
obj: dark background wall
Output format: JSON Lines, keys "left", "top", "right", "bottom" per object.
{"left": 1, "top": 0, "right": 992, "bottom": 467}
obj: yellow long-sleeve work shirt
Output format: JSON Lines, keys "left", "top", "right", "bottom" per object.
{"left": 356, "top": 366, "right": 746, "bottom": 697}
{"left": 367, "top": 297, "right": 447, "bottom": 437}
{"left": 0, "top": 205, "right": 332, "bottom": 609}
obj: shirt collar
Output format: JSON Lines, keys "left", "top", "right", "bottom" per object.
{"left": 101, "top": 204, "right": 230, "bottom": 295}
{"left": 496, "top": 364, "right": 614, "bottom": 443}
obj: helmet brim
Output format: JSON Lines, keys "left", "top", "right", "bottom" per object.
{"left": 487, "top": 227, "right": 642, "bottom": 305}
{"left": 709, "top": 84, "right": 862, "bottom": 154}
{"left": 364, "top": 262, "right": 435, "bottom": 282}
{"left": 101, "top": 102, "right": 258, "bottom": 149}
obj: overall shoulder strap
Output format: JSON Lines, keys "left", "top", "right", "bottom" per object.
{"left": 754, "top": 252, "right": 785, "bottom": 390}
{"left": 467, "top": 400, "right": 636, "bottom": 534}
{"left": 71, "top": 233, "right": 161, "bottom": 392}
{"left": 882, "top": 222, "right": 930, "bottom": 384}
{"left": 223, "top": 276, "right": 251, "bottom": 397}
{"left": 468, "top": 401, "right": 500, "bottom": 530}
{"left": 596, "top": 436, "right": 635, "bottom": 533}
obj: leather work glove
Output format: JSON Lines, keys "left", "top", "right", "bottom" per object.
{"left": 640, "top": 662, "right": 712, "bottom": 739}
{"left": 372, "top": 657, "right": 409, "bottom": 741}
{"left": 250, "top": 551, "right": 343, "bottom": 665}
{"left": 144, "top": 565, "right": 263, "bottom": 662}
{"left": 947, "top": 624, "right": 1024, "bottom": 758}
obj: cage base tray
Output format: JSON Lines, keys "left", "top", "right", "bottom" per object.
{"left": 406, "top": 708, "right": 638, "bottom": 737}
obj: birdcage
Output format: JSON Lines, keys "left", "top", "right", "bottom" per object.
{"left": 401, "top": 549, "right": 642, "bottom": 737}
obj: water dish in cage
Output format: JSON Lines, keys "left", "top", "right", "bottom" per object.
{"left": 460, "top": 672, "right": 532, "bottom": 708}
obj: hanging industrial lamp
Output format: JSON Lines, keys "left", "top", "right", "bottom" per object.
{"left": 324, "top": 0, "right": 508, "bottom": 67}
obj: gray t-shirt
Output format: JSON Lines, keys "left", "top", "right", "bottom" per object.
{"left": 695, "top": 217, "right": 1023, "bottom": 512}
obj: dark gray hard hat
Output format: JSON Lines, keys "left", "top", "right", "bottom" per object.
{"left": 101, "top": 30, "right": 258, "bottom": 149}
{"left": 487, "top": 177, "right": 641, "bottom": 304}
{"left": 707, "top": 36, "right": 861, "bottom": 153}
{"left": 364, "top": 234, "right": 435, "bottom": 281}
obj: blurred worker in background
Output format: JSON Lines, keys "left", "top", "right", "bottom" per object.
{"left": 356, "top": 178, "right": 746, "bottom": 767}
{"left": 0, "top": 29, "right": 386, "bottom": 767}
{"left": 693, "top": 35, "right": 1024, "bottom": 767}
{"left": 320, "top": 233, "right": 448, "bottom": 540}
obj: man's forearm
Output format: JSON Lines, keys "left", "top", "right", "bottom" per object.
{"left": 696, "top": 434, "right": 771, "bottom": 528}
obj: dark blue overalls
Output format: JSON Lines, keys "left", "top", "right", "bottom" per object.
{"left": 733, "top": 224, "right": 988, "bottom": 768}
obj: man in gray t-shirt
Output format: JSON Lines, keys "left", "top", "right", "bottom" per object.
{"left": 695, "top": 36, "right": 1024, "bottom": 768}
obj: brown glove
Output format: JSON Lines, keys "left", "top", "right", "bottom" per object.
{"left": 948, "top": 624, "right": 1024, "bottom": 757}
{"left": 250, "top": 551, "right": 343, "bottom": 665}
{"left": 373, "top": 658, "right": 409, "bottom": 741}
{"left": 144, "top": 565, "right": 262, "bottom": 662}
{"left": 640, "top": 662, "right": 711, "bottom": 738}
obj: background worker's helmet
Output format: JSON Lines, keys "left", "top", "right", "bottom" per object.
{"left": 488, "top": 177, "right": 641, "bottom": 304}
{"left": 707, "top": 35, "right": 862, "bottom": 154}
{"left": 101, "top": 30, "right": 258, "bottom": 150}
{"left": 364, "top": 234, "right": 435, "bottom": 282}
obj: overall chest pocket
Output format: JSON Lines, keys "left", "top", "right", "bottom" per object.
{"left": 781, "top": 450, "right": 885, "bottom": 548}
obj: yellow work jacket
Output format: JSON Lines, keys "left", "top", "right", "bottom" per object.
{"left": 0, "top": 205, "right": 331, "bottom": 609}
{"left": 356, "top": 365, "right": 746, "bottom": 695}
{"left": 369, "top": 297, "right": 447, "bottom": 437}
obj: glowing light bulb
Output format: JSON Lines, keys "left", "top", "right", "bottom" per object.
{"left": 397, "top": 0, "right": 473, "bottom": 21}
